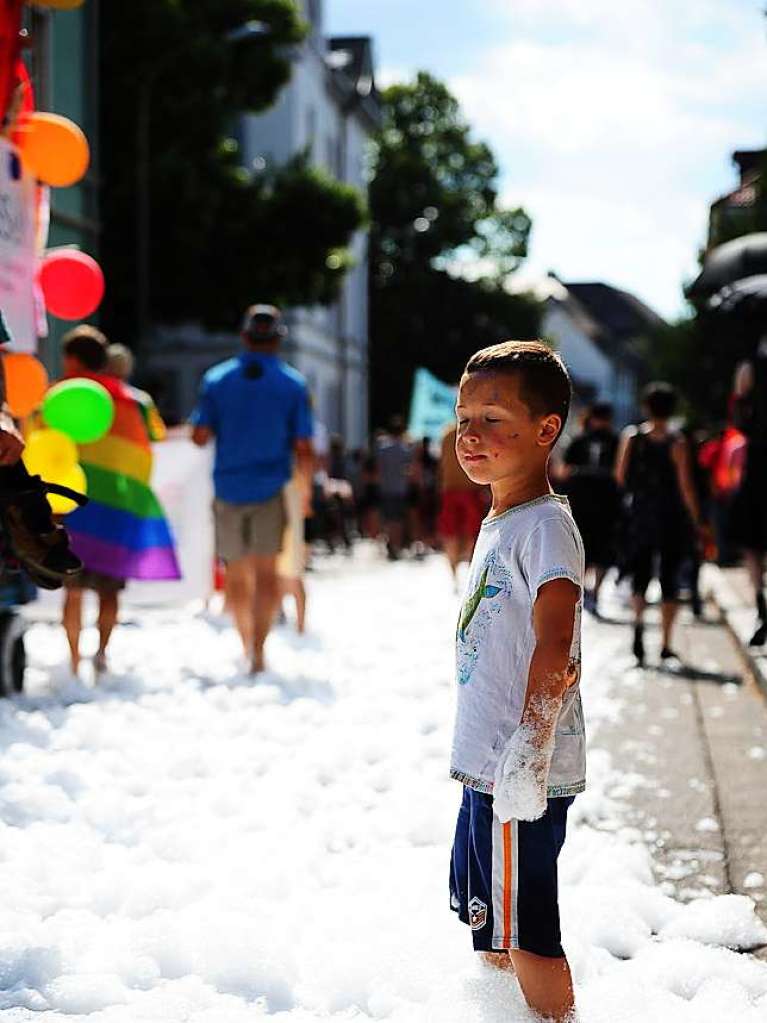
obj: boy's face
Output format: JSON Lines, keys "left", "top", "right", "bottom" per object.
{"left": 455, "top": 371, "right": 560, "bottom": 485}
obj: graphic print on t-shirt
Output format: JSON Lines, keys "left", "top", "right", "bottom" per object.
{"left": 456, "top": 553, "right": 507, "bottom": 686}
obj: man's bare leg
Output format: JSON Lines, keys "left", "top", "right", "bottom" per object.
{"left": 224, "top": 556, "right": 256, "bottom": 660}
{"left": 279, "top": 577, "right": 307, "bottom": 634}
{"left": 631, "top": 593, "right": 646, "bottom": 664}
{"left": 62, "top": 588, "right": 83, "bottom": 675}
{"left": 385, "top": 519, "right": 404, "bottom": 558}
{"left": 252, "top": 554, "right": 280, "bottom": 673}
{"left": 508, "top": 949, "right": 575, "bottom": 1021}
{"left": 660, "top": 599, "right": 679, "bottom": 653}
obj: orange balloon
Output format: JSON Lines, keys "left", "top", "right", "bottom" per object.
{"left": 2, "top": 353, "right": 49, "bottom": 418}
{"left": 14, "top": 113, "right": 90, "bottom": 188}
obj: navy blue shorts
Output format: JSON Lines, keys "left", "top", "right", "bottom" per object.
{"left": 449, "top": 786, "right": 574, "bottom": 957}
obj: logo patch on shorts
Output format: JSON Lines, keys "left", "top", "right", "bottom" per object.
{"left": 468, "top": 896, "right": 488, "bottom": 930}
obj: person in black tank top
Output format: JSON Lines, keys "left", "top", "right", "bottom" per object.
{"left": 562, "top": 401, "right": 620, "bottom": 615}
{"left": 615, "top": 383, "right": 705, "bottom": 665}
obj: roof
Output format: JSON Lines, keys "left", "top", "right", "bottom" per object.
{"left": 733, "top": 149, "right": 765, "bottom": 184}
{"left": 326, "top": 36, "right": 382, "bottom": 131}
{"left": 709, "top": 149, "right": 763, "bottom": 214}
{"left": 546, "top": 280, "right": 666, "bottom": 371}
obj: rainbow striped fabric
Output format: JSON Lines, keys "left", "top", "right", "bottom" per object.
{"left": 66, "top": 373, "right": 181, "bottom": 581}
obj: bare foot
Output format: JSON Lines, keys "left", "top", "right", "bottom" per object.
{"left": 93, "top": 651, "right": 107, "bottom": 677}
{"left": 70, "top": 657, "right": 80, "bottom": 677}
{"left": 249, "top": 649, "right": 265, "bottom": 675}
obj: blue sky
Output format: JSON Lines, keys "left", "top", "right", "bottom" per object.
{"left": 326, "top": 0, "right": 767, "bottom": 320}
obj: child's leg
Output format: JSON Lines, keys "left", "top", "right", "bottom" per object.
{"left": 480, "top": 951, "right": 515, "bottom": 973}
{"left": 62, "top": 588, "right": 83, "bottom": 674}
{"left": 507, "top": 949, "right": 574, "bottom": 1021}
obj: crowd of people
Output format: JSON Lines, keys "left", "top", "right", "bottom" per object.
{"left": 1, "top": 298, "right": 765, "bottom": 680}
{"left": 556, "top": 378, "right": 767, "bottom": 665}
{"left": 301, "top": 370, "right": 766, "bottom": 671}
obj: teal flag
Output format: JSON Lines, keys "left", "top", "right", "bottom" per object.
{"left": 408, "top": 368, "right": 457, "bottom": 442}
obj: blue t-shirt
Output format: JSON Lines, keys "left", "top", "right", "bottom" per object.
{"left": 190, "top": 352, "right": 313, "bottom": 504}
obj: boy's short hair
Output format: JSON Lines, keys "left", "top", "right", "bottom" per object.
{"left": 464, "top": 340, "right": 572, "bottom": 437}
{"left": 641, "top": 381, "right": 677, "bottom": 420}
{"left": 61, "top": 325, "right": 108, "bottom": 372}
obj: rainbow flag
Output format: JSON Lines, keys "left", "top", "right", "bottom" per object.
{"left": 66, "top": 373, "right": 181, "bottom": 581}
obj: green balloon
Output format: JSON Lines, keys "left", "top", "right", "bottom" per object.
{"left": 42, "top": 378, "right": 115, "bottom": 444}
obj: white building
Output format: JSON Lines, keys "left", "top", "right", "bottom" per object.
{"left": 238, "top": 1, "right": 379, "bottom": 447}
{"left": 143, "top": 1, "right": 380, "bottom": 448}
{"left": 539, "top": 275, "right": 663, "bottom": 426}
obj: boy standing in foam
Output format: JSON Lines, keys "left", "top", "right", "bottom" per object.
{"left": 449, "top": 341, "right": 585, "bottom": 1022}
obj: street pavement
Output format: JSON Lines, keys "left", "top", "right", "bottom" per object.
{"left": 591, "top": 581, "right": 767, "bottom": 954}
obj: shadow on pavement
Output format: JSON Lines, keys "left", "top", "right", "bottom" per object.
{"left": 656, "top": 661, "right": 743, "bottom": 685}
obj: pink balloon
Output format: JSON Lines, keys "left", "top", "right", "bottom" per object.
{"left": 38, "top": 250, "right": 105, "bottom": 321}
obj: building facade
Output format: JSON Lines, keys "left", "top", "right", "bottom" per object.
{"left": 708, "top": 149, "right": 764, "bottom": 251}
{"left": 146, "top": 0, "right": 380, "bottom": 446}
{"left": 23, "top": 2, "right": 100, "bottom": 374}
{"left": 240, "top": 0, "right": 379, "bottom": 447}
{"left": 541, "top": 276, "right": 661, "bottom": 426}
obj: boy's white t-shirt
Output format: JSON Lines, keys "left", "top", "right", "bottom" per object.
{"left": 450, "top": 493, "right": 586, "bottom": 797}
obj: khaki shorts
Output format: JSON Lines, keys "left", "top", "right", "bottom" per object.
{"left": 214, "top": 493, "right": 286, "bottom": 562}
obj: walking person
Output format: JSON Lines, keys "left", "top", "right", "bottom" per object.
{"left": 615, "top": 382, "right": 705, "bottom": 666}
{"left": 61, "top": 326, "right": 180, "bottom": 676}
{"left": 277, "top": 465, "right": 310, "bottom": 634}
{"left": 437, "top": 422, "right": 487, "bottom": 587}
{"left": 376, "top": 417, "right": 412, "bottom": 560}
{"left": 190, "top": 305, "right": 313, "bottom": 674}
{"left": 562, "top": 401, "right": 620, "bottom": 616}
{"left": 354, "top": 447, "right": 381, "bottom": 540}
{"left": 728, "top": 357, "right": 767, "bottom": 645}
{"left": 697, "top": 418, "right": 745, "bottom": 568}
{"left": 409, "top": 436, "right": 439, "bottom": 554}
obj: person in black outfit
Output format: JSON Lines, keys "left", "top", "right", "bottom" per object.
{"left": 729, "top": 350, "right": 767, "bottom": 645}
{"left": 562, "top": 402, "right": 620, "bottom": 616}
{"left": 615, "top": 383, "right": 705, "bottom": 665}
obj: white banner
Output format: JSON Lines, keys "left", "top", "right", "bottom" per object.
{"left": 126, "top": 435, "right": 215, "bottom": 607}
{"left": 0, "top": 138, "right": 37, "bottom": 352}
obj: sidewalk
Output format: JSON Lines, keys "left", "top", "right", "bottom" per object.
{"left": 706, "top": 563, "right": 767, "bottom": 699}
{"left": 590, "top": 586, "right": 767, "bottom": 953}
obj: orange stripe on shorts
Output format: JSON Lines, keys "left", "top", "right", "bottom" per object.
{"left": 503, "top": 821, "right": 512, "bottom": 945}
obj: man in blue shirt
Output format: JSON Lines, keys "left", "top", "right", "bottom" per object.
{"left": 191, "top": 305, "right": 314, "bottom": 673}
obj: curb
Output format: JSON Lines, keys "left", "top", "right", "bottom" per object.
{"left": 704, "top": 563, "right": 767, "bottom": 701}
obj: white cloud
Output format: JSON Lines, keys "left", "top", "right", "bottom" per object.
{"left": 446, "top": 0, "right": 767, "bottom": 316}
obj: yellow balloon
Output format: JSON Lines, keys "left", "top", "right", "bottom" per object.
{"left": 48, "top": 464, "right": 87, "bottom": 516}
{"left": 23, "top": 428, "right": 78, "bottom": 478}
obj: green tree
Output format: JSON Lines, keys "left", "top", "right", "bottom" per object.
{"left": 99, "top": 0, "right": 366, "bottom": 336}
{"left": 369, "top": 72, "right": 538, "bottom": 426}
{"left": 642, "top": 314, "right": 750, "bottom": 426}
